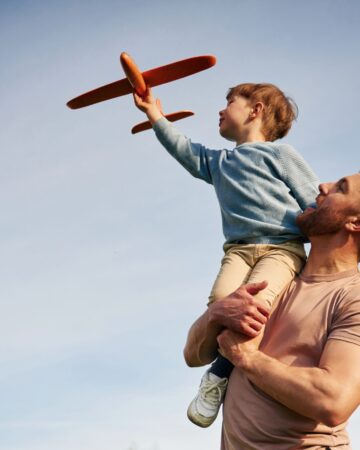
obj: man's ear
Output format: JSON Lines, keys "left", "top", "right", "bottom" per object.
{"left": 249, "top": 102, "right": 265, "bottom": 119}
{"left": 345, "top": 217, "right": 360, "bottom": 233}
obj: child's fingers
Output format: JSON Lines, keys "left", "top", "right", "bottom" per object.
{"left": 133, "top": 92, "right": 141, "bottom": 105}
{"left": 156, "top": 98, "right": 164, "bottom": 114}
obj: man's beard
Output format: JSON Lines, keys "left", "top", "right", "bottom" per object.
{"left": 296, "top": 205, "right": 347, "bottom": 237}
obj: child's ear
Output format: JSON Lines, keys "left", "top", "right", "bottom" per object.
{"left": 249, "top": 102, "right": 265, "bottom": 119}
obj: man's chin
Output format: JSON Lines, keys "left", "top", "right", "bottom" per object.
{"left": 296, "top": 207, "right": 316, "bottom": 226}
{"left": 297, "top": 205, "right": 345, "bottom": 237}
{"left": 304, "top": 206, "right": 317, "bottom": 213}
{"left": 296, "top": 207, "right": 319, "bottom": 238}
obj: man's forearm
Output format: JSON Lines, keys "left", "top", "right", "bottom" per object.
{"left": 183, "top": 309, "right": 223, "bottom": 367}
{"left": 218, "top": 331, "right": 360, "bottom": 427}
{"left": 235, "top": 348, "right": 346, "bottom": 426}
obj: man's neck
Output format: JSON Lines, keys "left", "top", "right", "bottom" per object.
{"left": 302, "top": 234, "right": 359, "bottom": 276}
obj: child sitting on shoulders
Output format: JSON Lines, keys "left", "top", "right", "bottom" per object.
{"left": 134, "top": 82, "right": 319, "bottom": 427}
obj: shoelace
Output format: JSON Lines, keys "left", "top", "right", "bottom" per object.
{"left": 199, "top": 379, "right": 227, "bottom": 407}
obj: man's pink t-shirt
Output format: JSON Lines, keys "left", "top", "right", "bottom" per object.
{"left": 222, "top": 268, "right": 360, "bottom": 450}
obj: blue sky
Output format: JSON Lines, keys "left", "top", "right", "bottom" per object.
{"left": 1, "top": 1, "right": 360, "bottom": 449}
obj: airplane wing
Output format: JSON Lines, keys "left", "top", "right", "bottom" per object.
{"left": 66, "top": 78, "right": 133, "bottom": 109}
{"left": 67, "top": 55, "right": 216, "bottom": 110}
{"left": 142, "top": 55, "right": 216, "bottom": 88}
{"left": 131, "top": 110, "right": 194, "bottom": 134}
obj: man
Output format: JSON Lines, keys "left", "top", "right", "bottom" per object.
{"left": 184, "top": 173, "right": 360, "bottom": 449}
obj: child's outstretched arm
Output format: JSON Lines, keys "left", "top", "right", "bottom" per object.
{"left": 133, "top": 88, "right": 163, "bottom": 125}
{"left": 134, "top": 87, "right": 215, "bottom": 185}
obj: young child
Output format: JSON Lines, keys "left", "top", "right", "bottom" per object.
{"left": 133, "top": 83, "right": 319, "bottom": 428}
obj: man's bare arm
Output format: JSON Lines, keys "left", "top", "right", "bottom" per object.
{"left": 184, "top": 281, "right": 270, "bottom": 367}
{"left": 218, "top": 331, "right": 360, "bottom": 426}
{"left": 183, "top": 309, "right": 222, "bottom": 367}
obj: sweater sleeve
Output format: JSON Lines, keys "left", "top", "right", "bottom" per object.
{"left": 152, "top": 117, "right": 217, "bottom": 184}
{"left": 275, "top": 144, "right": 319, "bottom": 211}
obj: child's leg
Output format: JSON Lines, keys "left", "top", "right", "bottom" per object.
{"left": 246, "top": 242, "right": 306, "bottom": 348}
{"left": 188, "top": 245, "right": 254, "bottom": 428}
{"left": 188, "top": 242, "right": 306, "bottom": 428}
{"left": 206, "top": 243, "right": 304, "bottom": 379}
{"left": 211, "top": 242, "right": 305, "bottom": 379}
{"left": 207, "top": 244, "right": 254, "bottom": 378}
{"left": 208, "top": 353, "right": 235, "bottom": 378}
{"left": 248, "top": 242, "right": 306, "bottom": 307}
{"left": 208, "top": 243, "right": 253, "bottom": 305}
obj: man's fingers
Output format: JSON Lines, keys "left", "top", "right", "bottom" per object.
{"left": 241, "top": 324, "right": 260, "bottom": 338}
{"left": 252, "top": 310, "right": 268, "bottom": 324}
{"left": 255, "top": 302, "right": 270, "bottom": 317}
{"left": 248, "top": 320, "right": 263, "bottom": 332}
{"left": 217, "top": 330, "right": 228, "bottom": 347}
{"left": 245, "top": 280, "right": 268, "bottom": 296}
{"left": 252, "top": 303, "right": 270, "bottom": 321}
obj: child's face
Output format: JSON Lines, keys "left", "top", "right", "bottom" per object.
{"left": 219, "top": 95, "right": 252, "bottom": 142}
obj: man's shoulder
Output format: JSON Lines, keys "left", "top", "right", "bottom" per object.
{"left": 288, "top": 270, "right": 360, "bottom": 301}
{"left": 337, "top": 272, "right": 360, "bottom": 301}
{"left": 328, "top": 273, "right": 360, "bottom": 344}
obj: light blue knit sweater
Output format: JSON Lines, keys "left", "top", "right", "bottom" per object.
{"left": 153, "top": 117, "right": 319, "bottom": 244}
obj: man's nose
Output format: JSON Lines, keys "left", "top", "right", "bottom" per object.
{"left": 318, "top": 182, "right": 334, "bottom": 195}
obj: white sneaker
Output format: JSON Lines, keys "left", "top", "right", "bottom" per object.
{"left": 187, "top": 371, "right": 228, "bottom": 427}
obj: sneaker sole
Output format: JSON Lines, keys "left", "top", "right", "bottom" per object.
{"left": 187, "top": 404, "right": 217, "bottom": 428}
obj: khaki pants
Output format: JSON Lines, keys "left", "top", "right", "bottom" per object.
{"left": 208, "top": 241, "right": 306, "bottom": 306}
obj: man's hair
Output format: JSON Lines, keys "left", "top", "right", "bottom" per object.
{"left": 226, "top": 83, "right": 298, "bottom": 142}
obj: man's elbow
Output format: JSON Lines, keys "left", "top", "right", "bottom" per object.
{"left": 183, "top": 346, "right": 215, "bottom": 367}
{"left": 183, "top": 347, "right": 203, "bottom": 367}
{"left": 317, "top": 398, "right": 352, "bottom": 428}
{"left": 319, "top": 410, "right": 348, "bottom": 428}
{"left": 183, "top": 347, "right": 195, "bottom": 367}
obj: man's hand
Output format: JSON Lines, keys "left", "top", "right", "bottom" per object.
{"left": 183, "top": 281, "right": 270, "bottom": 367}
{"left": 208, "top": 281, "right": 270, "bottom": 338}
{"left": 217, "top": 329, "right": 259, "bottom": 368}
{"left": 133, "top": 88, "right": 163, "bottom": 124}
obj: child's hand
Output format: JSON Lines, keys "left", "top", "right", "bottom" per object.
{"left": 133, "top": 87, "right": 163, "bottom": 124}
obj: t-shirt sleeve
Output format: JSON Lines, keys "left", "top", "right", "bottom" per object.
{"left": 328, "top": 286, "right": 360, "bottom": 346}
{"left": 152, "top": 117, "right": 218, "bottom": 184}
{"left": 276, "top": 144, "right": 319, "bottom": 211}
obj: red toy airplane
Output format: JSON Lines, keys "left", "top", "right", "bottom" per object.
{"left": 67, "top": 52, "right": 216, "bottom": 134}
